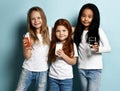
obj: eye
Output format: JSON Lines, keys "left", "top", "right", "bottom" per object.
{"left": 82, "top": 15, "right": 85, "bottom": 17}
{"left": 37, "top": 16, "right": 41, "bottom": 19}
{"left": 63, "top": 29, "right": 66, "bottom": 32}
{"left": 81, "top": 14, "right": 86, "bottom": 18}
{"left": 31, "top": 17, "right": 35, "bottom": 21}
{"left": 56, "top": 30, "right": 60, "bottom": 32}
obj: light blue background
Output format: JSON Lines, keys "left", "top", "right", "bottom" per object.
{"left": 0, "top": 0, "right": 119, "bottom": 91}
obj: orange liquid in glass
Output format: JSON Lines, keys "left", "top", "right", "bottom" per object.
{"left": 24, "top": 37, "right": 31, "bottom": 47}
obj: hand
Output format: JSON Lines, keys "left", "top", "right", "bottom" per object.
{"left": 23, "top": 38, "right": 32, "bottom": 59}
{"left": 92, "top": 42, "right": 99, "bottom": 52}
{"left": 23, "top": 37, "right": 31, "bottom": 48}
{"left": 56, "top": 49, "right": 65, "bottom": 58}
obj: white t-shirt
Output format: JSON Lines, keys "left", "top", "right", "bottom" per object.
{"left": 78, "top": 28, "right": 111, "bottom": 69}
{"left": 49, "top": 43, "right": 78, "bottom": 80}
{"left": 22, "top": 32, "right": 49, "bottom": 72}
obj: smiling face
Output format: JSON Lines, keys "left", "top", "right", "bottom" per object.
{"left": 30, "top": 11, "right": 42, "bottom": 30}
{"left": 55, "top": 25, "right": 69, "bottom": 43}
{"left": 81, "top": 8, "right": 94, "bottom": 30}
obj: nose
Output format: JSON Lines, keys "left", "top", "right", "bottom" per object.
{"left": 34, "top": 18, "right": 39, "bottom": 23}
{"left": 60, "top": 31, "right": 64, "bottom": 35}
{"left": 85, "top": 17, "right": 88, "bottom": 21}
{"left": 35, "top": 19, "right": 38, "bottom": 23}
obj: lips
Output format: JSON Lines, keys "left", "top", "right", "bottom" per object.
{"left": 84, "top": 21, "right": 89, "bottom": 24}
{"left": 34, "top": 23, "right": 40, "bottom": 25}
{"left": 59, "top": 35, "right": 64, "bottom": 38}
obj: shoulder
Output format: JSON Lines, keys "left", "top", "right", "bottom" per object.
{"left": 73, "top": 43, "right": 77, "bottom": 49}
{"left": 73, "top": 43, "right": 76, "bottom": 46}
{"left": 99, "top": 28, "right": 103, "bottom": 32}
{"left": 48, "top": 26, "right": 52, "bottom": 30}
{"left": 48, "top": 27, "right": 52, "bottom": 40}
{"left": 48, "top": 27, "right": 52, "bottom": 31}
{"left": 25, "top": 32, "right": 30, "bottom": 37}
{"left": 73, "top": 43, "right": 78, "bottom": 56}
{"left": 98, "top": 28, "right": 106, "bottom": 35}
{"left": 48, "top": 27, "right": 52, "bottom": 33}
{"left": 26, "top": 32, "right": 29, "bottom": 35}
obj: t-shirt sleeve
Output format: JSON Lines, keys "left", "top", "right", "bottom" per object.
{"left": 48, "top": 27, "right": 52, "bottom": 41}
{"left": 73, "top": 43, "right": 78, "bottom": 57}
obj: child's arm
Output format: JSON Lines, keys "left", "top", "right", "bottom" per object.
{"left": 96, "top": 28, "right": 111, "bottom": 53}
{"left": 23, "top": 47, "right": 32, "bottom": 60}
{"left": 72, "top": 27, "right": 75, "bottom": 33}
{"left": 56, "top": 49, "right": 76, "bottom": 65}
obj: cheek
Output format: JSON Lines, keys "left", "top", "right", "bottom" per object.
{"left": 66, "top": 31, "right": 69, "bottom": 35}
{"left": 81, "top": 19, "right": 84, "bottom": 24}
{"left": 55, "top": 32, "right": 59, "bottom": 37}
{"left": 66, "top": 34, "right": 69, "bottom": 38}
{"left": 31, "top": 20, "right": 34, "bottom": 25}
{"left": 81, "top": 17, "right": 84, "bottom": 21}
{"left": 90, "top": 19, "right": 93, "bottom": 23}
{"left": 65, "top": 32, "right": 69, "bottom": 38}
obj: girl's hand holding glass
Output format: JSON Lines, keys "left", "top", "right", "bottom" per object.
{"left": 23, "top": 36, "right": 32, "bottom": 60}
{"left": 23, "top": 36, "right": 31, "bottom": 48}
{"left": 55, "top": 42, "right": 63, "bottom": 56}
{"left": 56, "top": 49, "right": 65, "bottom": 58}
{"left": 88, "top": 37, "right": 96, "bottom": 47}
{"left": 92, "top": 42, "right": 99, "bottom": 52}
{"left": 88, "top": 37, "right": 99, "bottom": 52}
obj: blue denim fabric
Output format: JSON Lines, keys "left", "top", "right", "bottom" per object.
{"left": 78, "top": 69, "right": 101, "bottom": 91}
{"left": 49, "top": 77, "right": 73, "bottom": 91}
{"left": 16, "top": 68, "right": 47, "bottom": 91}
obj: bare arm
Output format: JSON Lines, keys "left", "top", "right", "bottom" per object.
{"left": 72, "top": 27, "right": 75, "bottom": 33}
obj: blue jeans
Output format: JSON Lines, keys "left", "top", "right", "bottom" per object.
{"left": 16, "top": 68, "right": 47, "bottom": 91}
{"left": 49, "top": 77, "right": 73, "bottom": 91}
{"left": 78, "top": 69, "right": 101, "bottom": 91}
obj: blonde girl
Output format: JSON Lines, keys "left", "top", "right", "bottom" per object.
{"left": 16, "top": 6, "right": 50, "bottom": 91}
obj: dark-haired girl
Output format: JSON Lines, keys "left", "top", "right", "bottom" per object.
{"left": 74, "top": 3, "right": 111, "bottom": 91}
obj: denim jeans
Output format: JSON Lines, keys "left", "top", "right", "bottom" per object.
{"left": 78, "top": 69, "right": 101, "bottom": 91}
{"left": 49, "top": 77, "right": 73, "bottom": 91}
{"left": 16, "top": 68, "right": 47, "bottom": 91}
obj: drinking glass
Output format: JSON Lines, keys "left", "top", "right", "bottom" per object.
{"left": 23, "top": 34, "right": 31, "bottom": 47}
{"left": 88, "top": 37, "right": 96, "bottom": 45}
{"left": 55, "top": 42, "right": 63, "bottom": 55}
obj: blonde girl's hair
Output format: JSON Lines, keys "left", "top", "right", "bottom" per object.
{"left": 27, "top": 6, "right": 50, "bottom": 45}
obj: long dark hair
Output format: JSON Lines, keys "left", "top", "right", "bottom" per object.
{"left": 74, "top": 3, "right": 100, "bottom": 47}
{"left": 48, "top": 19, "right": 74, "bottom": 62}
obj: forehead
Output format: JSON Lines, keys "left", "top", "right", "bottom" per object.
{"left": 30, "top": 11, "right": 41, "bottom": 17}
{"left": 56, "top": 25, "right": 67, "bottom": 30}
{"left": 82, "top": 8, "right": 93, "bottom": 15}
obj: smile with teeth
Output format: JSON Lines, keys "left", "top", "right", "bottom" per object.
{"left": 35, "top": 23, "right": 40, "bottom": 25}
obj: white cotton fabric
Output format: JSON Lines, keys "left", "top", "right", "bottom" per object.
{"left": 78, "top": 28, "right": 111, "bottom": 69}
{"left": 49, "top": 43, "right": 78, "bottom": 80}
{"left": 22, "top": 32, "right": 49, "bottom": 72}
